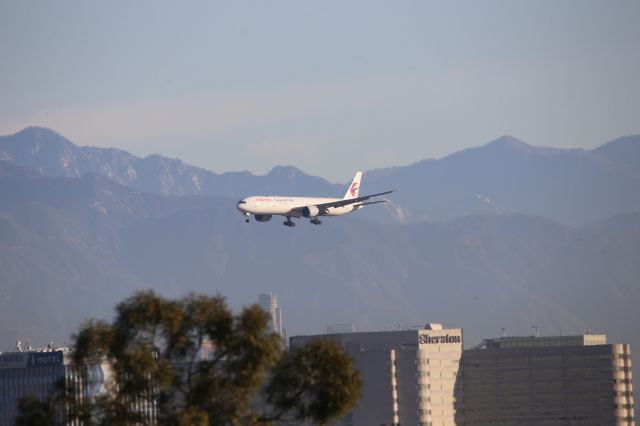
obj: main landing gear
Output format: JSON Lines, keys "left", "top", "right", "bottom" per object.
{"left": 281, "top": 216, "right": 322, "bottom": 227}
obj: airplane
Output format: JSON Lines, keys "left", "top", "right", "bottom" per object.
{"left": 236, "top": 171, "right": 395, "bottom": 227}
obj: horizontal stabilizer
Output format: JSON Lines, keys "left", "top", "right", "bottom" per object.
{"left": 353, "top": 200, "right": 388, "bottom": 207}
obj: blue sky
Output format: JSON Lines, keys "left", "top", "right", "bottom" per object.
{"left": 1, "top": 1, "right": 639, "bottom": 182}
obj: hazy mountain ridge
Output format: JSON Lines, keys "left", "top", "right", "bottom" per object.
{"left": 0, "top": 164, "right": 639, "bottom": 355}
{"left": 364, "top": 135, "right": 640, "bottom": 225}
{"left": 0, "top": 165, "right": 232, "bottom": 344}
{"left": 591, "top": 135, "right": 640, "bottom": 179}
{"left": 0, "top": 127, "right": 343, "bottom": 199}
{"left": 3, "top": 128, "right": 639, "bottom": 226}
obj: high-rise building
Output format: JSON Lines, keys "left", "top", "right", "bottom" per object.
{"left": 0, "top": 349, "right": 69, "bottom": 425}
{"left": 0, "top": 348, "right": 157, "bottom": 426}
{"left": 259, "top": 293, "right": 284, "bottom": 339}
{"left": 291, "top": 323, "right": 464, "bottom": 426}
{"left": 462, "top": 334, "right": 634, "bottom": 425}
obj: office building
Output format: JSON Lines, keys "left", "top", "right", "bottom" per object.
{"left": 462, "top": 334, "right": 634, "bottom": 425}
{"left": 259, "top": 293, "right": 284, "bottom": 339}
{"left": 291, "top": 323, "right": 463, "bottom": 426}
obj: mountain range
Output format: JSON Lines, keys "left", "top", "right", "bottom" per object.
{"left": 0, "top": 127, "right": 639, "bottom": 362}
{"left": 0, "top": 127, "right": 342, "bottom": 199}
{"left": 2, "top": 127, "right": 640, "bottom": 225}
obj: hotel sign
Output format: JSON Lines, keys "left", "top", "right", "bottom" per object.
{"left": 0, "top": 351, "right": 63, "bottom": 369}
{"left": 28, "top": 351, "right": 63, "bottom": 367}
{"left": 419, "top": 334, "right": 462, "bottom": 345}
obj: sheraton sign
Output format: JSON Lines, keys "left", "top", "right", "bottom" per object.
{"left": 419, "top": 334, "right": 461, "bottom": 345}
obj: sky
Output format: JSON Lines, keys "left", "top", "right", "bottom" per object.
{"left": 1, "top": 1, "right": 639, "bottom": 182}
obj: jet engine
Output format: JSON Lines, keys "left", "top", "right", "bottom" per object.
{"left": 301, "top": 206, "right": 320, "bottom": 218}
{"left": 254, "top": 214, "right": 272, "bottom": 222}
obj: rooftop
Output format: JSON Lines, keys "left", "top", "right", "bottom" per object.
{"left": 480, "top": 334, "right": 607, "bottom": 349}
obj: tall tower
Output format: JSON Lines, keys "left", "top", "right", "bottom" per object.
{"left": 258, "top": 293, "right": 284, "bottom": 339}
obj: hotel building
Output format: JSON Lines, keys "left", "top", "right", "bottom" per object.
{"left": 0, "top": 349, "right": 69, "bottom": 425}
{"left": 291, "top": 323, "right": 464, "bottom": 426}
{"left": 461, "top": 334, "right": 634, "bottom": 425}
{"left": 0, "top": 348, "right": 156, "bottom": 426}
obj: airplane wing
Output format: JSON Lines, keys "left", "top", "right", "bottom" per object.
{"left": 312, "top": 190, "right": 395, "bottom": 212}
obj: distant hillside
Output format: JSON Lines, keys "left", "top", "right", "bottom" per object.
{"left": 2, "top": 127, "right": 640, "bottom": 225}
{"left": 0, "top": 127, "right": 342, "bottom": 198}
{"left": 0, "top": 165, "right": 638, "bottom": 358}
{"left": 591, "top": 135, "right": 640, "bottom": 179}
{"left": 365, "top": 135, "right": 640, "bottom": 225}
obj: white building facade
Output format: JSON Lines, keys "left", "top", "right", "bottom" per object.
{"left": 259, "top": 293, "right": 284, "bottom": 339}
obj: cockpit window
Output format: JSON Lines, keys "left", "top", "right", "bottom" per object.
{"left": 237, "top": 200, "right": 246, "bottom": 204}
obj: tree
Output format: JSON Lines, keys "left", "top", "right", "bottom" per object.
{"left": 16, "top": 291, "right": 361, "bottom": 425}
{"left": 264, "top": 340, "right": 362, "bottom": 424}
{"left": 15, "top": 396, "right": 56, "bottom": 426}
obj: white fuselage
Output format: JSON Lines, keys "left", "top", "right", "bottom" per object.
{"left": 237, "top": 196, "right": 357, "bottom": 217}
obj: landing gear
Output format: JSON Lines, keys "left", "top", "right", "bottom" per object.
{"left": 310, "top": 218, "right": 322, "bottom": 225}
{"left": 243, "top": 213, "right": 250, "bottom": 223}
{"left": 283, "top": 217, "right": 296, "bottom": 227}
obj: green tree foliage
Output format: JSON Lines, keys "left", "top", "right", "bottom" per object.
{"left": 263, "top": 340, "right": 362, "bottom": 424}
{"left": 15, "top": 395, "right": 55, "bottom": 426}
{"left": 16, "top": 291, "right": 361, "bottom": 425}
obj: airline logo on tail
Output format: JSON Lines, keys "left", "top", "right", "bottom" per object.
{"left": 344, "top": 171, "right": 362, "bottom": 199}
{"left": 350, "top": 183, "right": 358, "bottom": 197}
